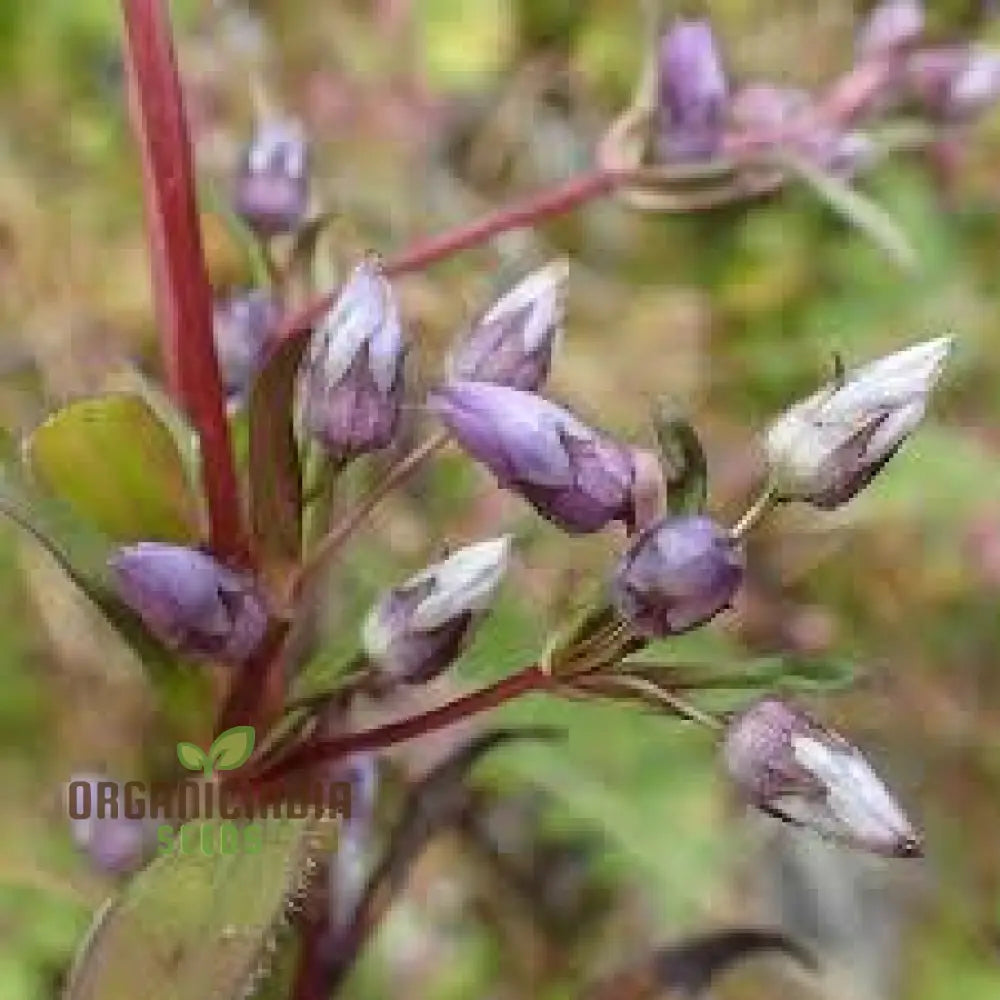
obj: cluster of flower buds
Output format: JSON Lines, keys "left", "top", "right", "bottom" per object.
{"left": 764, "top": 336, "right": 952, "bottom": 509}
{"left": 66, "top": 775, "right": 154, "bottom": 874}
{"left": 299, "top": 257, "right": 406, "bottom": 464}
{"left": 213, "top": 289, "right": 280, "bottom": 400}
{"left": 723, "top": 698, "right": 922, "bottom": 857}
{"left": 234, "top": 119, "right": 309, "bottom": 238}
{"left": 362, "top": 536, "right": 510, "bottom": 683}
{"left": 109, "top": 543, "right": 269, "bottom": 665}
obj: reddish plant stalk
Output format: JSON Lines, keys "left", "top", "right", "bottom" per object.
{"left": 120, "top": 0, "right": 248, "bottom": 565}
{"left": 256, "top": 664, "right": 550, "bottom": 783}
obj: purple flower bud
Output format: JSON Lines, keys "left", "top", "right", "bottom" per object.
{"left": 363, "top": 537, "right": 510, "bottom": 683}
{"left": 656, "top": 20, "right": 729, "bottom": 163}
{"left": 765, "top": 337, "right": 952, "bottom": 509}
{"left": 109, "top": 543, "right": 269, "bottom": 664}
{"left": 66, "top": 775, "right": 152, "bottom": 874}
{"left": 611, "top": 515, "right": 743, "bottom": 637}
{"left": 429, "top": 381, "right": 636, "bottom": 534}
{"left": 448, "top": 260, "right": 568, "bottom": 391}
{"left": 300, "top": 258, "right": 406, "bottom": 462}
{"left": 907, "top": 46, "right": 1000, "bottom": 121}
{"left": 723, "top": 698, "right": 923, "bottom": 858}
{"left": 234, "top": 119, "right": 309, "bottom": 237}
{"left": 213, "top": 289, "right": 281, "bottom": 399}
{"left": 856, "top": 1, "right": 924, "bottom": 61}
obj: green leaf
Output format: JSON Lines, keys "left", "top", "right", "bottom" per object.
{"left": 652, "top": 401, "right": 708, "bottom": 515}
{"left": 782, "top": 152, "right": 917, "bottom": 271}
{"left": 208, "top": 726, "right": 256, "bottom": 771}
{"left": 64, "top": 815, "right": 335, "bottom": 1000}
{"left": 176, "top": 742, "right": 207, "bottom": 772}
{"left": 247, "top": 335, "right": 307, "bottom": 602}
{"left": 26, "top": 393, "right": 201, "bottom": 545}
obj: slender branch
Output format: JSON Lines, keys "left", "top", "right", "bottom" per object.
{"left": 120, "top": 0, "right": 248, "bottom": 565}
{"left": 291, "top": 430, "right": 450, "bottom": 598}
{"left": 275, "top": 167, "right": 622, "bottom": 345}
{"left": 253, "top": 663, "right": 550, "bottom": 782}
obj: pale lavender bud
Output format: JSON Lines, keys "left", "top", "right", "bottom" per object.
{"left": 300, "top": 258, "right": 406, "bottom": 462}
{"left": 362, "top": 536, "right": 510, "bottom": 683}
{"left": 66, "top": 775, "right": 152, "bottom": 874}
{"left": 330, "top": 755, "right": 378, "bottom": 930}
{"left": 109, "top": 543, "right": 269, "bottom": 664}
{"left": 429, "top": 381, "right": 636, "bottom": 534}
{"left": 723, "top": 698, "right": 923, "bottom": 858}
{"left": 448, "top": 260, "right": 568, "bottom": 391}
{"left": 234, "top": 120, "right": 309, "bottom": 237}
{"left": 213, "top": 289, "right": 280, "bottom": 399}
{"left": 765, "top": 337, "right": 952, "bottom": 509}
{"left": 907, "top": 46, "right": 1000, "bottom": 121}
{"left": 611, "top": 515, "right": 743, "bottom": 637}
{"left": 656, "top": 20, "right": 729, "bottom": 163}
{"left": 857, "top": 1, "right": 924, "bottom": 61}
{"left": 946, "top": 48, "right": 1000, "bottom": 120}
{"left": 794, "top": 125, "right": 878, "bottom": 178}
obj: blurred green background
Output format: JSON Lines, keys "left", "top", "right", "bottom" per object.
{"left": 3, "top": 1, "right": 1000, "bottom": 997}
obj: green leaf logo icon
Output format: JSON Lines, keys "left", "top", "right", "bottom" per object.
{"left": 177, "top": 742, "right": 208, "bottom": 773}
{"left": 208, "top": 726, "right": 256, "bottom": 773}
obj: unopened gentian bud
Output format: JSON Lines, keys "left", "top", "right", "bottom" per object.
{"left": 213, "top": 289, "right": 280, "bottom": 400}
{"left": 723, "top": 698, "right": 923, "bottom": 857}
{"left": 300, "top": 258, "right": 406, "bottom": 463}
{"left": 945, "top": 48, "right": 1000, "bottom": 120}
{"left": 66, "top": 775, "right": 152, "bottom": 874}
{"left": 764, "top": 337, "right": 952, "bottom": 509}
{"left": 448, "top": 260, "right": 569, "bottom": 391}
{"left": 907, "top": 47, "right": 1000, "bottom": 121}
{"left": 611, "top": 515, "right": 743, "bottom": 637}
{"left": 109, "top": 543, "right": 268, "bottom": 664}
{"left": 429, "top": 381, "right": 636, "bottom": 533}
{"left": 856, "top": 0, "right": 924, "bottom": 61}
{"left": 656, "top": 19, "right": 729, "bottom": 163}
{"left": 234, "top": 119, "right": 309, "bottom": 237}
{"left": 362, "top": 536, "right": 510, "bottom": 683}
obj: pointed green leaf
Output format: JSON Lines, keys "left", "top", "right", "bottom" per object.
{"left": 208, "top": 726, "right": 256, "bottom": 771}
{"left": 248, "top": 335, "right": 306, "bottom": 601}
{"left": 26, "top": 393, "right": 201, "bottom": 544}
{"left": 652, "top": 401, "right": 708, "bottom": 516}
{"left": 176, "top": 742, "right": 207, "bottom": 772}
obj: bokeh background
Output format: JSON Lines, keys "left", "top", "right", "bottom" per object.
{"left": 3, "top": 1, "right": 1000, "bottom": 997}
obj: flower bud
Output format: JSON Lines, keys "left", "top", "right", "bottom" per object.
{"left": 764, "top": 337, "right": 952, "bottom": 509}
{"left": 109, "top": 543, "right": 269, "bottom": 664}
{"left": 656, "top": 20, "right": 729, "bottom": 163}
{"left": 856, "top": 1, "right": 924, "bottom": 61}
{"left": 362, "top": 536, "right": 510, "bottom": 683}
{"left": 907, "top": 47, "right": 1000, "bottom": 121}
{"left": 213, "top": 289, "right": 280, "bottom": 400}
{"left": 66, "top": 775, "right": 152, "bottom": 874}
{"left": 611, "top": 515, "right": 743, "bottom": 637}
{"left": 300, "top": 258, "right": 406, "bottom": 462}
{"left": 429, "top": 381, "right": 636, "bottom": 534}
{"left": 723, "top": 698, "right": 923, "bottom": 857}
{"left": 448, "top": 260, "right": 568, "bottom": 391}
{"left": 234, "top": 119, "right": 309, "bottom": 237}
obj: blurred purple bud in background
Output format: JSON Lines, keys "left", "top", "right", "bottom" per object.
{"left": 764, "top": 336, "right": 952, "bottom": 509}
{"left": 213, "top": 289, "right": 280, "bottom": 400}
{"left": 907, "top": 46, "right": 1000, "bottom": 121}
{"left": 300, "top": 258, "right": 406, "bottom": 463}
{"left": 109, "top": 543, "right": 269, "bottom": 664}
{"left": 856, "top": 0, "right": 924, "bottom": 61}
{"left": 430, "top": 381, "right": 636, "bottom": 533}
{"left": 448, "top": 260, "right": 569, "bottom": 391}
{"left": 723, "top": 698, "right": 923, "bottom": 857}
{"left": 656, "top": 19, "right": 729, "bottom": 163}
{"left": 611, "top": 515, "right": 743, "bottom": 637}
{"left": 66, "top": 775, "right": 152, "bottom": 875}
{"left": 234, "top": 119, "right": 309, "bottom": 237}
{"left": 362, "top": 536, "right": 511, "bottom": 683}
{"left": 329, "top": 755, "right": 379, "bottom": 931}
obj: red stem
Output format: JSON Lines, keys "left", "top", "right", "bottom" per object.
{"left": 275, "top": 167, "right": 620, "bottom": 345}
{"left": 256, "top": 664, "right": 550, "bottom": 782}
{"left": 120, "top": 0, "right": 248, "bottom": 565}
